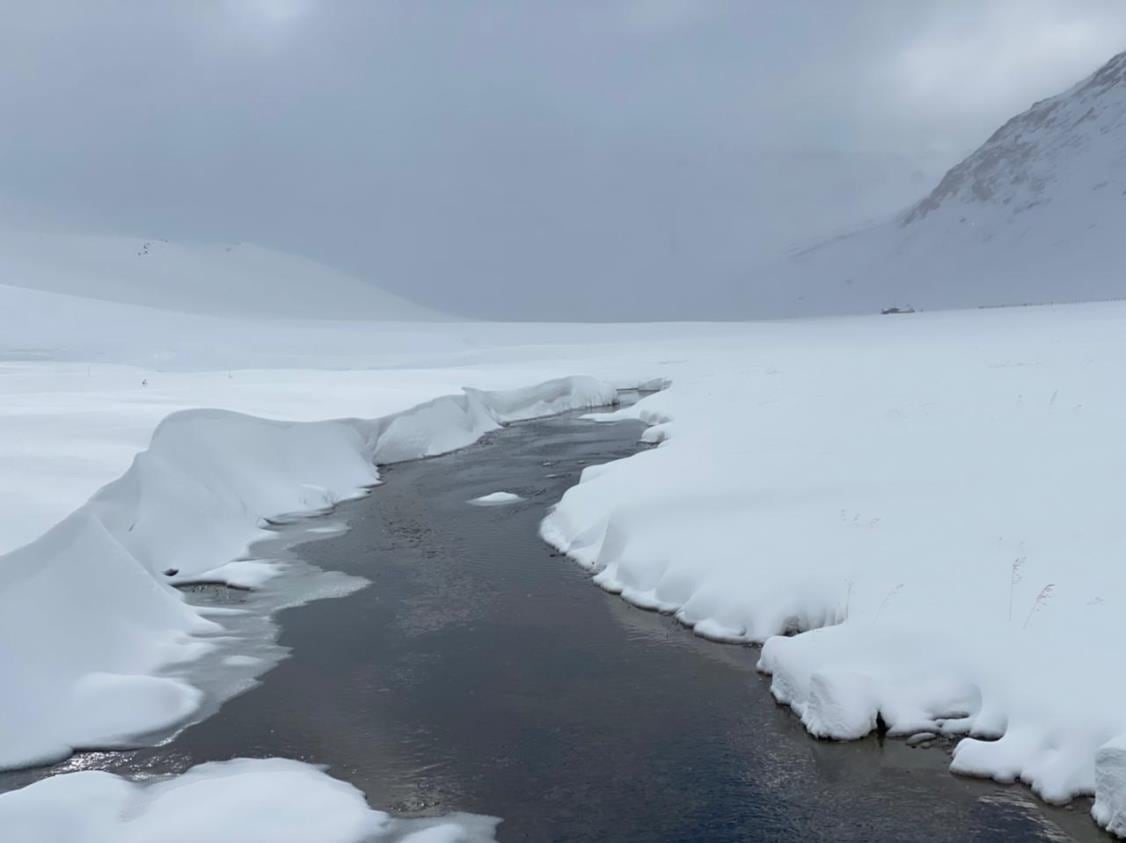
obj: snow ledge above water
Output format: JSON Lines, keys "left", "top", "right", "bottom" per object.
{"left": 0, "top": 375, "right": 617, "bottom": 771}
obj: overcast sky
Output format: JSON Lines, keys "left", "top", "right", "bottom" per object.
{"left": 2, "top": 1, "right": 1125, "bottom": 319}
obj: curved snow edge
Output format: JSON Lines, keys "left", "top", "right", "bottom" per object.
{"left": 0, "top": 375, "right": 617, "bottom": 771}
{"left": 540, "top": 389, "right": 1126, "bottom": 839}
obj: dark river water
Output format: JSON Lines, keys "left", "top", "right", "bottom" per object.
{"left": 0, "top": 410, "right": 1107, "bottom": 842}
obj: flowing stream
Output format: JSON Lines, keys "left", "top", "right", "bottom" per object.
{"left": 0, "top": 409, "right": 1107, "bottom": 841}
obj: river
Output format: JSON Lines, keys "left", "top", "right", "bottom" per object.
{"left": 0, "top": 409, "right": 1106, "bottom": 841}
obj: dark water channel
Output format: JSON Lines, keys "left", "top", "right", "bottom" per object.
{"left": 2, "top": 411, "right": 1108, "bottom": 841}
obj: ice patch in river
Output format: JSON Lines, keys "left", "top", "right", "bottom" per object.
{"left": 175, "top": 559, "right": 284, "bottom": 590}
{"left": 143, "top": 506, "right": 377, "bottom": 744}
{"left": 468, "top": 491, "right": 523, "bottom": 506}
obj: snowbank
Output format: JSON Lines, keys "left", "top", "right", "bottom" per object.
{"left": 0, "top": 757, "right": 498, "bottom": 843}
{"left": 541, "top": 302, "right": 1126, "bottom": 833}
{"left": 0, "top": 376, "right": 616, "bottom": 770}
{"left": 1095, "top": 736, "right": 1126, "bottom": 836}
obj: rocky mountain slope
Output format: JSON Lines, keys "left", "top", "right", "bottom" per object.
{"left": 748, "top": 50, "right": 1126, "bottom": 317}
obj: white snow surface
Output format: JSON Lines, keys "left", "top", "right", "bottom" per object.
{"left": 540, "top": 302, "right": 1126, "bottom": 831}
{"left": 469, "top": 492, "right": 524, "bottom": 506}
{"left": 1095, "top": 736, "right": 1126, "bottom": 837}
{"left": 0, "top": 757, "right": 498, "bottom": 843}
{"left": 5, "top": 278, "right": 1126, "bottom": 835}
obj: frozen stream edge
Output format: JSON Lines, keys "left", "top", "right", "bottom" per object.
{"left": 0, "top": 376, "right": 624, "bottom": 839}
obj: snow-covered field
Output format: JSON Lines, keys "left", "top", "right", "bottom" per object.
{"left": 4, "top": 279, "right": 1126, "bottom": 836}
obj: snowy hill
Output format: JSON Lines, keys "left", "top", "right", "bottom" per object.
{"left": 0, "top": 229, "right": 443, "bottom": 321}
{"left": 746, "top": 50, "right": 1126, "bottom": 317}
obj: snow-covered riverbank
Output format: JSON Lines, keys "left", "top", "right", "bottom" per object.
{"left": 4, "top": 282, "right": 1126, "bottom": 836}
{"left": 542, "top": 301, "right": 1126, "bottom": 835}
{"left": 0, "top": 375, "right": 617, "bottom": 770}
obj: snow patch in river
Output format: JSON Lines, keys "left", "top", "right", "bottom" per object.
{"left": 469, "top": 492, "right": 523, "bottom": 506}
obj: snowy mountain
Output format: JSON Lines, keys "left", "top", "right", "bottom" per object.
{"left": 0, "top": 229, "right": 443, "bottom": 321}
{"left": 746, "top": 50, "right": 1126, "bottom": 317}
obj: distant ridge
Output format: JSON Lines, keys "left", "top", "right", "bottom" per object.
{"left": 0, "top": 229, "right": 444, "bottom": 321}
{"left": 746, "top": 50, "right": 1126, "bottom": 317}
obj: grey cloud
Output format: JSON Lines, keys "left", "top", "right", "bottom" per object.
{"left": 1, "top": 1, "right": 1123, "bottom": 319}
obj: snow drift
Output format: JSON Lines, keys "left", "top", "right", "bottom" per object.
{"left": 0, "top": 757, "right": 498, "bottom": 843}
{"left": 0, "top": 376, "right": 616, "bottom": 770}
